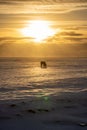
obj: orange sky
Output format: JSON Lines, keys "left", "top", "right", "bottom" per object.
{"left": 0, "top": 0, "right": 87, "bottom": 57}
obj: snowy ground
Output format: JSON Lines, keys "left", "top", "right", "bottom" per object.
{"left": 0, "top": 90, "right": 87, "bottom": 130}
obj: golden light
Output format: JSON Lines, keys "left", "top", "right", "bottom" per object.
{"left": 20, "top": 20, "right": 56, "bottom": 42}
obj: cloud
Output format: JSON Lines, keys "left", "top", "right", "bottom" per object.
{"left": 0, "top": 0, "right": 87, "bottom": 4}
{"left": 66, "top": 37, "right": 87, "bottom": 42}
{"left": 0, "top": 29, "right": 86, "bottom": 46}
{"left": 60, "top": 31, "right": 83, "bottom": 36}
{"left": 0, "top": 29, "right": 87, "bottom": 57}
{"left": 0, "top": 37, "right": 34, "bottom": 46}
{"left": 0, "top": 1, "right": 17, "bottom": 5}
{"left": 46, "top": 30, "right": 87, "bottom": 44}
{"left": 0, "top": 0, "right": 87, "bottom": 14}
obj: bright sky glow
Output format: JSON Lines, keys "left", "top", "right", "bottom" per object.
{"left": 21, "top": 20, "right": 56, "bottom": 42}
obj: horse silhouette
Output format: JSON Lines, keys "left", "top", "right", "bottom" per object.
{"left": 40, "top": 61, "right": 47, "bottom": 68}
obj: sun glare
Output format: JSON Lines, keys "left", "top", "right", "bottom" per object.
{"left": 20, "top": 20, "right": 56, "bottom": 42}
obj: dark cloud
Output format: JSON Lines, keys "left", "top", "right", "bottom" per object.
{"left": 56, "top": 30, "right": 84, "bottom": 38}
{"left": 63, "top": 25, "right": 87, "bottom": 31}
{"left": 60, "top": 31, "right": 83, "bottom": 36}
{"left": 0, "top": 37, "right": 32, "bottom": 41}
{"left": 0, "top": 1, "right": 17, "bottom": 5}
{"left": 66, "top": 37, "right": 87, "bottom": 42}
{"left": 0, "top": 37, "right": 34, "bottom": 45}
{"left": 46, "top": 30, "right": 87, "bottom": 44}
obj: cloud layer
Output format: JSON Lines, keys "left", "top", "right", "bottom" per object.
{"left": 0, "top": 28, "right": 87, "bottom": 45}
{"left": 0, "top": 0, "right": 87, "bottom": 14}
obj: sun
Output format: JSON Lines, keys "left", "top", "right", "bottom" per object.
{"left": 20, "top": 20, "right": 55, "bottom": 42}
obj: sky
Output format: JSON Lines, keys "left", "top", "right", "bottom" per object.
{"left": 0, "top": 0, "right": 87, "bottom": 57}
